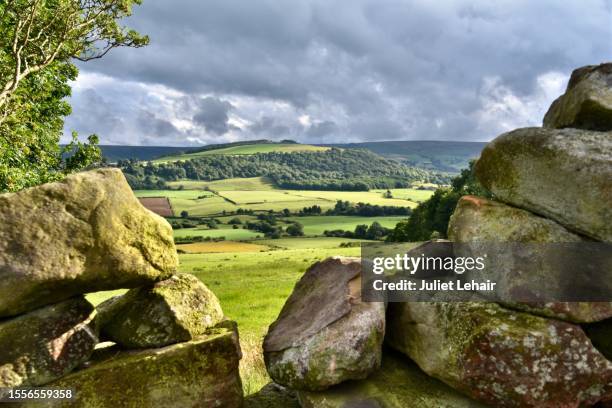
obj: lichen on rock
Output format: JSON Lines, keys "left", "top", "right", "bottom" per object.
{"left": 97, "top": 273, "right": 224, "bottom": 348}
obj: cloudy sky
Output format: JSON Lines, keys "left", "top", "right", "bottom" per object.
{"left": 63, "top": 0, "right": 611, "bottom": 146}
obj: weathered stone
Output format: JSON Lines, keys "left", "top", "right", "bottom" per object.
{"left": 0, "top": 168, "right": 178, "bottom": 318}
{"left": 297, "top": 351, "right": 487, "bottom": 408}
{"left": 20, "top": 321, "right": 243, "bottom": 408}
{"left": 543, "top": 62, "right": 612, "bottom": 131}
{"left": 264, "top": 257, "right": 385, "bottom": 391}
{"left": 98, "top": 273, "right": 224, "bottom": 348}
{"left": 386, "top": 301, "right": 612, "bottom": 407}
{"left": 448, "top": 195, "right": 612, "bottom": 323}
{"left": 245, "top": 383, "right": 300, "bottom": 408}
{"left": 0, "top": 297, "right": 98, "bottom": 389}
{"left": 475, "top": 127, "right": 612, "bottom": 241}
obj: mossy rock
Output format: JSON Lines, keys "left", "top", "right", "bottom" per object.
{"left": 543, "top": 63, "right": 612, "bottom": 131}
{"left": 0, "top": 297, "right": 98, "bottom": 390}
{"left": 19, "top": 321, "right": 243, "bottom": 408}
{"left": 297, "top": 350, "right": 487, "bottom": 408}
{"left": 386, "top": 301, "right": 612, "bottom": 407}
{"left": 0, "top": 169, "right": 178, "bottom": 318}
{"left": 475, "top": 127, "right": 612, "bottom": 242}
{"left": 264, "top": 257, "right": 385, "bottom": 391}
{"left": 97, "top": 273, "right": 224, "bottom": 348}
{"left": 448, "top": 195, "right": 612, "bottom": 323}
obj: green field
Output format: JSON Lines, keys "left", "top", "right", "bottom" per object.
{"left": 284, "top": 215, "right": 406, "bottom": 236}
{"left": 136, "top": 185, "right": 431, "bottom": 217}
{"left": 167, "top": 177, "right": 276, "bottom": 191}
{"left": 258, "top": 237, "right": 365, "bottom": 249}
{"left": 173, "top": 225, "right": 261, "bottom": 240}
{"left": 154, "top": 143, "right": 329, "bottom": 163}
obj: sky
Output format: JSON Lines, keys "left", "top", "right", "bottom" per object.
{"left": 63, "top": 0, "right": 612, "bottom": 146}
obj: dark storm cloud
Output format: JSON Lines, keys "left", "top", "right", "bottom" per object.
{"left": 65, "top": 0, "right": 611, "bottom": 145}
{"left": 193, "top": 97, "right": 235, "bottom": 135}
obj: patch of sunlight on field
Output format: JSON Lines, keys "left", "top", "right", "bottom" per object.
{"left": 372, "top": 188, "right": 435, "bottom": 203}
{"left": 177, "top": 241, "right": 269, "bottom": 253}
{"left": 290, "top": 190, "right": 418, "bottom": 207}
{"left": 218, "top": 190, "right": 311, "bottom": 205}
{"left": 167, "top": 177, "right": 276, "bottom": 191}
{"left": 173, "top": 226, "right": 261, "bottom": 240}
{"left": 153, "top": 143, "right": 329, "bottom": 163}
{"left": 284, "top": 215, "right": 407, "bottom": 236}
{"left": 258, "top": 237, "right": 366, "bottom": 249}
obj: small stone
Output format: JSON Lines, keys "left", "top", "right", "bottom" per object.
{"left": 0, "top": 297, "right": 98, "bottom": 389}
{"left": 98, "top": 273, "right": 224, "bottom": 348}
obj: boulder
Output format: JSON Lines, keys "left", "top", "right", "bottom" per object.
{"left": 97, "top": 273, "right": 224, "bottom": 348}
{"left": 297, "top": 351, "right": 487, "bottom": 408}
{"left": 0, "top": 297, "right": 98, "bottom": 389}
{"left": 448, "top": 195, "right": 612, "bottom": 323}
{"left": 22, "top": 321, "right": 243, "bottom": 408}
{"left": 475, "top": 127, "right": 612, "bottom": 241}
{"left": 264, "top": 257, "right": 385, "bottom": 391}
{"left": 386, "top": 301, "right": 612, "bottom": 407}
{"left": 0, "top": 168, "right": 178, "bottom": 318}
{"left": 543, "top": 62, "right": 612, "bottom": 131}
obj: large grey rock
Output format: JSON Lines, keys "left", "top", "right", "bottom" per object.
{"left": 264, "top": 257, "right": 385, "bottom": 391}
{"left": 0, "top": 168, "right": 178, "bottom": 318}
{"left": 448, "top": 195, "right": 612, "bottom": 323}
{"left": 386, "top": 301, "right": 612, "bottom": 407}
{"left": 98, "top": 273, "right": 224, "bottom": 348}
{"left": 297, "top": 351, "right": 486, "bottom": 408}
{"left": 0, "top": 297, "right": 98, "bottom": 389}
{"left": 543, "top": 62, "right": 612, "bottom": 131}
{"left": 475, "top": 127, "right": 612, "bottom": 241}
{"left": 20, "top": 321, "right": 243, "bottom": 408}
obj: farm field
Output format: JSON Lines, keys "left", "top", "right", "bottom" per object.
{"left": 167, "top": 177, "right": 275, "bottom": 191}
{"left": 258, "top": 237, "right": 366, "bottom": 249}
{"left": 173, "top": 226, "right": 261, "bottom": 240}
{"left": 153, "top": 143, "right": 329, "bottom": 163}
{"left": 135, "top": 185, "right": 431, "bottom": 217}
{"left": 284, "top": 215, "right": 407, "bottom": 236}
{"left": 137, "top": 197, "right": 173, "bottom": 217}
{"left": 176, "top": 241, "right": 269, "bottom": 253}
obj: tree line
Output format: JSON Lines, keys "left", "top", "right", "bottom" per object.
{"left": 119, "top": 149, "right": 451, "bottom": 191}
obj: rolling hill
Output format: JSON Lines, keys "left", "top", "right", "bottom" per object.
{"left": 326, "top": 140, "right": 486, "bottom": 172}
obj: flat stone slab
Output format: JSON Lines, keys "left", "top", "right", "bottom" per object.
{"left": 19, "top": 321, "right": 243, "bottom": 408}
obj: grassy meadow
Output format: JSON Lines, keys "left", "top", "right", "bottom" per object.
{"left": 135, "top": 176, "right": 431, "bottom": 217}
{"left": 153, "top": 143, "right": 329, "bottom": 163}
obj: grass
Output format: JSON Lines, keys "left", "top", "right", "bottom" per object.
{"left": 258, "top": 237, "right": 366, "bottom": 249}
{"left": 154, "top": 144, "right": 329, "bottom": 163}
{"left": 136, "top": 186, "right": 430, "bottom": 217}
{"left": 177, "top": 241, "right": 269, "bottom": 253}
{"left": 284, "top": 215, "right": 407, "bottom": 236}
{"left": 173, "top": 226, "right": 261, "bottom": 240}
{"left": 167, "top": 177, "right": 276, "bottom": 191}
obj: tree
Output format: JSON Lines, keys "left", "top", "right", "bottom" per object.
{"left": 180, "top": 210, "right": 189, "bottom": 218}
{"left": 383, "top": 189, "right": 393, "bottom": 199}
{"left": 386, "top": 161, "right": 491, "bottom": 242}
{"left": 286, "top": 222, "right": 304, "bottom": 237}
{"left": 0, "top": 0, "right": 148, "bottom": 192}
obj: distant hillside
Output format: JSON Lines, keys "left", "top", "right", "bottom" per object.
{"left": 326, "top": 141, "right": 486, "bottom": 172}
{"left": 122, "top": 148, "right": 450, "bottom": 191}
{"left": 98, "top": 145, "right": 194, "bottom": 162}
{"left": 153, "top": 141, "right": 328, "bottom": 163}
